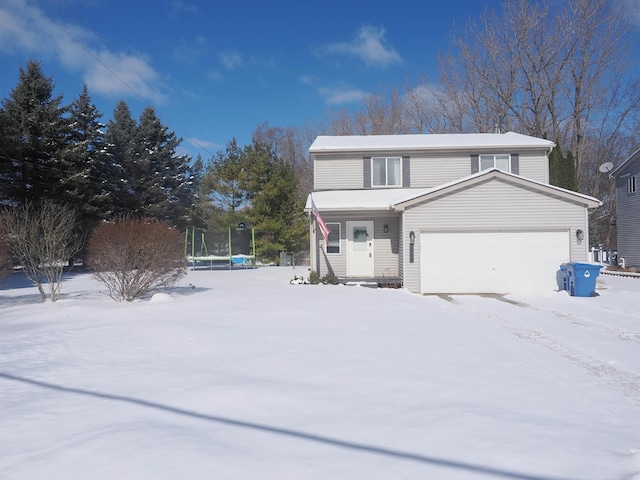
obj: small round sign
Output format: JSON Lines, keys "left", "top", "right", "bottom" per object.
{"left": 237, "top": 222, "right": 245, "bottom": 230}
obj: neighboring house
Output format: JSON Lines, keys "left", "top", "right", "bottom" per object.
{"left": 610, "top": 148, "right": 640, "bottom": 269}
{"left": 305, "top": 132, "right": 601, "bottom": 294}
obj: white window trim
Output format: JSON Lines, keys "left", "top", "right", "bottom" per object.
{"left": 479, "top": 154, "right": 511, "bottom": 172}
{"left": 326, "top": 222, "right": 341, "bottom": 254}
{"left": 371, "top": 157, "right": 402, "bottom": 187}
{"left": 628, "top": 175, "right": 637, "bottom": 194}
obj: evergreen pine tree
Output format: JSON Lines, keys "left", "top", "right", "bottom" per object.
{"left": 104, "top": 100, "right": 137, "bottom": 216}
{"left": 562, "top": 151, "right": 579, "bottom": 192}
{"left": 246, "top": 142, "right": 307, "bottom": 261}
{"left": 0, "top": 60, "right": 68, "bottom": 204}
{"left": 549, "top": 143, "right": 579, "bottom": 192}
{"left": 0, "top": 107, "right": 11, "bottom": 203}
{"left": 189, "top": 153, "right": 211, "bottom": 229}
{"left": 549, "top": 144, "right": 563, "bottom": 188}
{"left": 203, "top": 138, "right": 249, "bottom": 212}
{"left": 61, "top": 84, "right": 111, "bottom": 227}
{"left": 133, "top": 106, "right": 194, "bottom": 229}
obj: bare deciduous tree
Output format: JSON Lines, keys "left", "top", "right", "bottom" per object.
{"left": 252, "top": 121, "right": 317, "bottom": 196}
{"left": 86, "top": 218, "right": 186, "bottom": 302}
{"left": 425, "top": 0, "right": 640, "bottom": 244}
{"left": 0, "top": 201, "right": 83, "bottom": 302}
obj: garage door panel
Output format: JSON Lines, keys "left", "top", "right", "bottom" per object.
{"left": 420, "top": 231, "right": 569, "bottom": 294}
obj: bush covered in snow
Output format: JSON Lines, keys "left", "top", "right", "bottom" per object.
{"left": 86, "top": 218, "right": 186, "bottom": 301}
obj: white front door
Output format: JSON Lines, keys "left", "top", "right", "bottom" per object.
{"left": 346, "top": 221, "right": 374, "bottom": 277}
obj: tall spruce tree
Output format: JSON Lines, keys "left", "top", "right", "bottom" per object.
{"left": 61, "top": 84, "right": 111, "bottom": 227}
{"left": 104, "top": 100, "right": 137, "bottom": 216}
{"left": 203, "top": 138, "right": 249, "bottom": 212}
{"left": 133, "top": 106, "right": 194, "bottom": 229}
{"left": 245, "top": 142, "right": 307, "bottom": 261}
{"left": 549, "top": 144, "right": 579, "bottom": 192}
{"left": 0, "top": 60, "right": 68, "bottom": 204}
{"left": 189, "top": 153, "right": 212, "bottom": 229}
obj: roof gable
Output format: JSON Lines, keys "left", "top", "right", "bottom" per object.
{"left": 394, "top": 169, "right": 601, "bottom": 210}
{"left": 610, "top": 148, "right": 640, "bottom": 177}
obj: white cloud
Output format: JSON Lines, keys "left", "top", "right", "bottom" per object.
{"left": 0, "top": 0, "right": 167, "bottom": 103}
{"left": 219, "top": 49, "right": 244, "bottom": 70}
{"left": 299, "top": 73, "right": 320, "bottom": 85}
{"left": 172, "top": 36, "right": 207, "bottom": 64}
{"left": 300, "top": 74, "right": 366, "bottom": 106}
{"left": 170, "top": 1, "right": 198, "bottom": 14}
{"left": 318, "top": 83, "right": 367, "bottom": 105}
{"left": 84, "top": 50, "right": 168, "bottom": 104}
{"left": 323, "top": 25, "right": 402, "bottom": 68}
{"left": 208, "top": 69, "right": 224, "bottom": 81}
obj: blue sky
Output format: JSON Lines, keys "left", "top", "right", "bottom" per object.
{"left": 1, "top": 0, "right": 638, "bottom": 161}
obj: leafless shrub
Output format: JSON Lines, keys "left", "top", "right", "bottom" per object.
{"left": 0, "top": 200, "right": 84, "bottom": 301}
{"left": 86, "top": 218, "right": 186, "bottom": 302}
{"left": 0, "top": 225, "right": 12, "bottom": 280}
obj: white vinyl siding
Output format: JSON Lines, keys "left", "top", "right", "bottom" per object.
{"left": 616, "top": 164, "right": 640, "bottom": 267}
{"left": 314, "top": 213, "right": 400, "bottom": 279}
{"left": 314, "top": 156, "right": 363, "bottom": 190}
{"left": 314, "top": 149, "right": 550, "bottom": 190}
{"left": 409, "top": 152, "right": 472, "bottom": 187}
{"left": 516, "top": 151, "right": 548, "bottom": 183}
{"left": 402, "top": 178, "right": 588, "bottom": 293}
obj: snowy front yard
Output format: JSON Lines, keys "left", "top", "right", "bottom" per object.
{"left": 1, "top": 267, "right": 638, "bottom": 480}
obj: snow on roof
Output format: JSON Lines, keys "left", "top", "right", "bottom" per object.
{"left": 309, "top": 132, "right": 555, "bottom": 153}
{"left": 305, "top": 188, "right": 433, "bottom": 211}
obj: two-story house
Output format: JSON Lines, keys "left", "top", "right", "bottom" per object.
{"left": 305, "top": 132, "right": 601, "bottom": 294}
{"left": 610, "top": 148, "right": 640, "bottom": 269}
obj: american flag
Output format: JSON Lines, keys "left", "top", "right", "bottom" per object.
{"left": 311, "top": 196, "right": 330, "bottom": 243}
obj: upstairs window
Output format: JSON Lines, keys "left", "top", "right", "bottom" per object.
{"left": 629, "top": 175, "right": 637, "bottom": 194}
{"left": 372, "top": 157, "right": 402, "bottom": 187}
{"left": 480, "top": 154, "right": 511, "bottom": 172}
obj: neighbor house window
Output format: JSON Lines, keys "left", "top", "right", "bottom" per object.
{"left": 372, "top": 157, "right": 402, "bottom": 187}
{"left": 480, "top": 154, "right": 510, "bottom": 172}
{"left": 628, "top": 176, "right": 637, "bottom": 194}
{"left": 326, "top": 223, "right": 340, "bottom": 253}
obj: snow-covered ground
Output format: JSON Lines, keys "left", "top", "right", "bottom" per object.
{"left": 1, "top": 266, "right": 638, "bottom": 480}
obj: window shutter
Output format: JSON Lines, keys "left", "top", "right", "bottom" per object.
{"left": 402, "top": 156, "right": 410, "bottom": 187}
{"left": 363, "top": 157, "right": 371, "bottom": 188}
{"left": 471, "top": 154, "right": 479, "bottom": 174}
{"left": 510, "top": 154, "right": 519, "bottom": 175}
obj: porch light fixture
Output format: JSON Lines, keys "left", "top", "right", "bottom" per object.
{"left": 576, "top": 229, "right": 584, "bottom": 241}
{"left": 409, "top": 231, "right": 415, "bottom": 245}
{"left": 383, "top": 224, "right": 388, "bottom": 233}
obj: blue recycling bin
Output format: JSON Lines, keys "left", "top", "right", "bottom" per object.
{"left": 566, "top": 262, "right": 602, "bottom": 297}
{"left": 559, "top": 263, "right": 569, "bottom": 291}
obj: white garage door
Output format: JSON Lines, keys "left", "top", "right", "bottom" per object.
{"left": 420, "top": 231, "right": 570, "bottom": 294}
